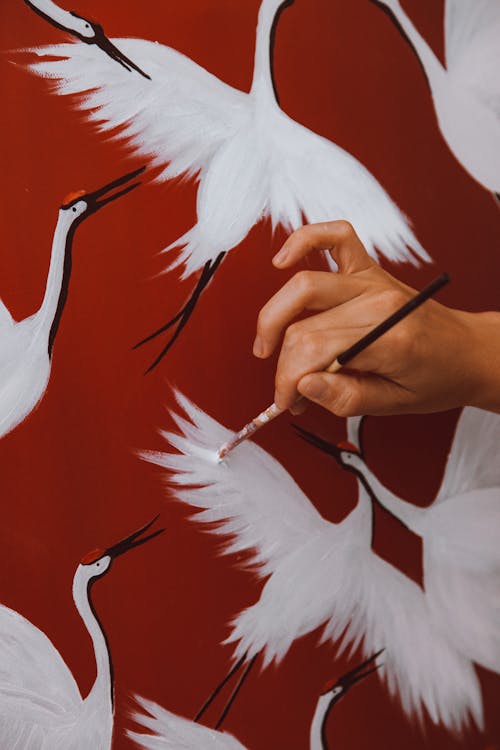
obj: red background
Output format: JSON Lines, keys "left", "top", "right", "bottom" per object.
{"left": 0, "top": 0, "right": 499, "bottom": 747}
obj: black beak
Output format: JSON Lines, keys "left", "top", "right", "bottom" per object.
{"left": 104, "top": 514, "right": 165, "bottom": 560}
{"left": 293, "top": 425, "right": 343, "bottom": 464}
{"left": 92, "top": 24, "right": 151, "bottom": 80}
{"left": 338, "top": 650, "right": 384, "bottom": 692}
{"left": 325, "top": 650, "right": 384, "bottom": 698}
{"left": 65, "top": 165, "right": 146, "bottom": 215}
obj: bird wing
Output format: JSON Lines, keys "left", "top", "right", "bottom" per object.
{"left": 141, "top": 391, "right": 328, "bottom": 576}
{"left": 26, "top": 39, "right": 249, "bottom": 181}
{"left": 425, "top": 486, "right": 500, "bottom": 672}
{"left": 0, "top": 299, "right": 14, "bottom": 330}
{"left": 128, "top": 696, "right": 246, "bottom": 750}
{"left": 266, "top": 114, "right": 430, "bottom": 268}
{"left": 445, "top": 0, "right": 500, "bottom": 113}
{"left": 0, "top": 605, "right": 82, "bottom": 714}
{"left": 321, "top": 491, "right": 484, "bottom": 734}
{"left": 434, "top": 407, "right": 500, "bottom": 504}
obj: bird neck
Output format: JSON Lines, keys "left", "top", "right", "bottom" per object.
{"left": 351, "top": 460, "right": 425, "bottom": 534}
{"left": 251, "top": 1, "right": 286, "bottom": 107}
{"left": 35, "top": 213, "right": 75, "bottom": 357}
{"left": 386, "top": 2, "right": 445, "bottom": 90}
{"left": 72, "top": 572, "right": 114, "bottom": 710}
{"left": 310, "top": 693, "right": 334, "bottom": 750}
{"left": 24, "top": 0, "right": 74, "bottom": 34}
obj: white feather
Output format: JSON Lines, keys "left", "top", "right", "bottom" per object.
{"left": 145, "top": 395, "right": 483, "bottom": 732}
{"left": 128, "top": 697, "right": 246, "bottom": 750}
{"left": 344, "top": 407, "right": 500, "bottom": 675}
{"left": 375, "top": 0, "right": 500, "bottom": 192}
{"left": 25, "top": 1, "right": 428, "bottom": 277}
{"left": 434, "top": 407, "right": 500, "bottom": 502}
{"left": 142, "top": 391, "right": 328, "bottom": 576}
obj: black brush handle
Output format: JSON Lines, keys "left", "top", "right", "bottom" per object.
{"left": 336, "top": 272, "right": 450, "bottom": 367}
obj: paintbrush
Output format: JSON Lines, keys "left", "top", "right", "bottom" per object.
{"left": 217, "top": 272, "right": 450, "bottom": 461}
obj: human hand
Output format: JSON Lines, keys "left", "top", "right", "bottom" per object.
{"left": 254, "top": 221, "right": 500, "bottom": 417}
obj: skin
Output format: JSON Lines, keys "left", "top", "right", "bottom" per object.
{"left": 254, "top": 221, "right": 500, "bottom": 417}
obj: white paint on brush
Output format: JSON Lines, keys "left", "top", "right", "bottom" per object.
{"left": 374, "top": 0, "right": 500, "bottom": 193}
{"left": 27, "top": 0, "right": 429, "bottom": 278}
{"left": 142, "top": 391, "right": 483, "bottom": 734}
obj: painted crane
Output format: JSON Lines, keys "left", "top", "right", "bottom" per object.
{"left": 26, "top": 0, "right": 429, "bottom": 370}
{"left": 329, "top": 405, "right": 500, "bottom": 675}
{"left": 0, "top": 515, "right": 164, "bottom": 748}
{"left": 128, "top": 653, "right": 382, "bottom": 750}
{"left": 23, "top": 0, "right": 150, "bottom": 77}
{"left": 0, "top": 166, "right": 144, "bottom": 440}
{"left": 142, "top": 391, "right": 483, "bottom": 734}
{"left": 372, "top": 0, "right": 500, "bottom": 197}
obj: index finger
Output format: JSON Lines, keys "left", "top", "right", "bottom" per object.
{"left": 273, "top": 221, "right": 375, "bottom": 274}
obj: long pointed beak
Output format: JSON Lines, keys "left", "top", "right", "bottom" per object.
{"left": 293, "top": 425, "right": 343, "bottom": 463}
{"left": 80, "top": 165, "right": 146, "bottom": 215}
{"left": 105, "top": 514, "right": 165, "bottom": 560}
{"left": 340, "top": 649, "right": 384, "bottom": 691}
{"left": 93, "top": 27, "right": 151, "bottom": 80}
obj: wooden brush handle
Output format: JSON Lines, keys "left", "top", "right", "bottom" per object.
{"left": 326, "top": 359, "right": 342, "bottom": 374}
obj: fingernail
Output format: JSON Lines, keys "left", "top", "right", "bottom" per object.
{"left": 273, "top": 248, "right": 288, "bottom": 266}
{"left": 253, "top": 336, "right": 264, "bottom": 357}
{"left": 301, "top": 376, "right": 326, "bottom": 401}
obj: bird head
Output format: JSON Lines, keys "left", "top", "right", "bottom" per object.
{"left": 77, "top": 514, "right": 165, "bottom": 583}
{"left": 23, "top": 2, "right": 150, "bottom": 78}
{"left": 321, "top": 650, "right": 383, "bottom": 708}
{"left": 293, "top": 425, "right": 365, "bottom": 473}
{"left": 60, "top": 166, "right": 146, "bottom": 228}
{"left": 68, "top": 12, "right": 151, "bottom": 78}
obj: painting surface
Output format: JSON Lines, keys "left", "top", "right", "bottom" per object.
{"left": 0, "top": 0, "right": 499, "bottom": 748}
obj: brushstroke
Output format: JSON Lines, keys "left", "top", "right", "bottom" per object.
{"left": 372, "top": 0, "right": 500, "bottom": 195}
{"left": 142, "top": 392, "right": 482, "bottom": 733}
{"left": 0, "top": 516, "right": 163, "bottom": 748}
{"left": 0, "top": 167, "right": 143, "bottom": 440}
{"left": 333, "top": 406, "right": 500, "bottom": 675}
{"left": 26, "top": 0, "right": 429, "bottom": 366}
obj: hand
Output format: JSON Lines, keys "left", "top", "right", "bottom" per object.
{"left": 254, "top": 221, "right": 500, "bottom": 417}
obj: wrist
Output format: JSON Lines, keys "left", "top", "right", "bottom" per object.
{"left": 456, "top": 310, "right": 500, "bottom": 412}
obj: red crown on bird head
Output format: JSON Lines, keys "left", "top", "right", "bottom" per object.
{"left": 336, "top": 441, "right": 360, "bottom": 454}
{"left": 80, "top": 548, "right": 106, "bottom": 565}
{"left": 62, "top": 189, "right": 86, "bottom": 206}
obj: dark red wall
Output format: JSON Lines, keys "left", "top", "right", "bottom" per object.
{"left": 0, "top": 0, "right": 499, "bottom": 747}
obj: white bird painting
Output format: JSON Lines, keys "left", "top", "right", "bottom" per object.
{"left": 331, "top": 405, "right": 500, "bottom": 676}
{"left": 142, "top": 392, "right": 483, "bottom": 734}
{"left": 371, "top": 0, "right": 500, "bottom": 197}
{"left": 128, "top": 653, "right": 381, "bottom": 750}
{"left": 23, "top": 0, "right": 151, "bottom": 77}
{"left": 0, "top": 166, "right": 144, "bottom": 441}
{"left": 25, "top": 0, "right": 429, "bottom": 371}
{"left": 0, "top": 515, "right": 164, "bottom": 749}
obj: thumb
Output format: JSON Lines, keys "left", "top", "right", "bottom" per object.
{"left": 297, "top": 371, "right": 410, "bottom": 417}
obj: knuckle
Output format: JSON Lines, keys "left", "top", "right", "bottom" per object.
{"left": 290, "top": 225, "right": 309, "bottom": 245}
{"left": 376, "top": 288, "right": 409, "bottom": 316}
{"left": 334, "top": 220, "right": 355, "bottom": 240}
{"left": 283, "top": 322, "right": 302, "bottom": 349}
{"left": 387, "top": 322, "right": 414, "bottom": 354}
{"left": 293, "top": 270, "right": 316, "bottom": 297}
{"left": 300, "top": 331, "right": 321, "bottom": 359}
